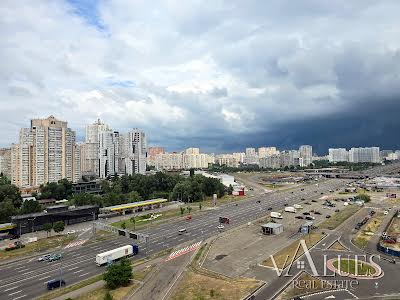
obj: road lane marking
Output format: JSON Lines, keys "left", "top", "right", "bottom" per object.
{"left": 8, "top": 290, "right": 22, "bottom": 296}
{"left": 79, "top": 272, "right": 90, "bottom": 277}
{"left": 73, "top": 269, "right": 84, "bottom": 274}
{"left": 14, "top": 266, "right": 26, "bottom": 270}
{"left": 38, "top": 276, "right": 51, "bottom": 280}
{"left": 4, "top": 286, "right": 19, "bottom": 292}
{"left": 17, "top": 268, "right": 29, "bottom": 273}
{"left": 68, "top": 266, "right": 79, "bottom": 271}
{"left": 12, "top": 294, "right": 27, "bottom": 300}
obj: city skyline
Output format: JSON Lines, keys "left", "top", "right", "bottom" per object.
{"left": 1, "top": 1, "right": 400, "bottom": 153}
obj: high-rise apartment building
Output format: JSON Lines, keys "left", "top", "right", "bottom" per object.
{"left": 155, "top": 153, "right": 183, "bottom": 170}
{"left": 349, "top": 147, "right": 380, "bottom": 163}
{"left": 215, "top": 154, "right": 239, "bottom": 168}
{"left": 183, "top": 153, "right": 214, "bottom": 169}
{"left": 258, "top": 147, "right": 279, "bottom": 158}
{"left": 245, "top": 148, "right": 258, "bottom": 165}
{"left": 11, "top": 115, "right": 80, "bottom": 187}
{"left": 232, "top": 152, "right": 245, "bottom": 164}
{"left": 260, "top": 155, "right": 280, "bottom": 169}
{"left": 328, "top": 148, "right": 349, "bottom": 162}
{"left": 80, "top": 142, "right": 99, "bottom": 175}
{"left": 299, "top": 145, "right": 312, "bottom": 167}
{"left": 120, "top": 129, "right": 147, "bottom": 175}
{"left": 0, "top": 148, "right": 11, "bottom": 178}
{"left": 184, "top": 148, "right": 200, "bottom": 155}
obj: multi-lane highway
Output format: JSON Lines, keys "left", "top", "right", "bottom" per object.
{"left": 0, "top": 177, "right": 350, "bottom": 300}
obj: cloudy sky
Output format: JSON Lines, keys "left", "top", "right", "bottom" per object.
{"left": 1, "top": 0, "right": 400, "bottom": 154}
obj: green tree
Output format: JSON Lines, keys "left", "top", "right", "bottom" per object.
{"left": 355, "top": 193, "right": 371, "bottom": 203}
{"left": 104, "top": 292, "right": 113, "bottom": 300}
{"left": 43, "top": 223, "right": 53, "bottom": 237}
{"left": 227, "top": 184, "right": 234, "bottom": 195}
{"left": 103, "top": 258, "right": 133, "bottom": 289}
{"left": 126, "top": 191, "right": 142, "bottom": 202}
{"left": 130, "top": 217, "right": 136, "bottom": 231}
{"left": 0, "top": 200, "right": 18, "bottom": 223}
{"left": 180, "top": 207, "right": 185, "bottom": 215}
{"left": 121, "top": 222, "right": 126, "bottom": 229}
{"left": 20, "top": 199, "right": 43, "bottom": 214}
{"left": 187, "top": 206, "right": 192, "bottom": 214}
{"left": 199, "top": 202, "right": 202, "bottom": 210}
{"left": 0, "top": 183, "right": 22, "bottom": 207}
{"left": 53, "top": 221, "right": 65, "bottom": 233}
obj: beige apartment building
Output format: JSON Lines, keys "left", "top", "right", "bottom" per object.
{"left": 0, "top": 148, "right": 11, "bottom": 178}
{"left": 11, "top": 115, "right": 80, "bottom": 187}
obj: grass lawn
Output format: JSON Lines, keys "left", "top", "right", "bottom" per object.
{"left": 262, "top": 233, "right": 324, "bottom": 269}
{"left": 319, "top": 205, "right": 361, "bottom": 230}
{"left": 0, "top": 235, "right": 75, "bottom": 260}
{"left": 280, "top": 272, "right": 324, "bottom": 299}
{"left": 332, "top": 259, "right": 375, "bottom": 276}
{"left": 352, "top": 212, "right": 384, "bottom": 250}
{"left": 73, "top": 282, "right": 141, "bottom": 300}
{"left": 170, "top": 271, "right": 260, "bottom": 300}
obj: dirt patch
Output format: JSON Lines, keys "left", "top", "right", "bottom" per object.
{"left": 170, "top": 271, "right": 261, "bottom": 300}
{"left": 319, "top": 205, "right": 360, "bottom": 230}
{"left": 327, "top": 240, "right": 348, "bottom": 251}
{"left": 277, "top": 272, "right": 324, "bottom": 300}
{"left": 353, "top": 212, "right": 385, "bottom": 250}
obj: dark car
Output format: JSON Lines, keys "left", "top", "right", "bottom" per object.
{"left": 303, "top": 212, "right": 310, "bottom": 215}
{"left": 295, "top": 216, "right": 304, "bottom": 219}
{"left": 301, "top": 198, "right": 305, "bottom": 200}
{"left": 301, "top": 189, "right": 304, "bottom": 191}
{"left": 311, "top": 200, "right": 317, "bottom": 202}
{"left": 305, "top": 216, "right": 315, "bottom": 221}
{"left": 321, "top": 192, "right": 324, "bottom": 195}
{"left": 256, "top": 200, "right": 261, "bottom": 203}
{"left": 47, "top": 279, "right": 66, "bottom": 290}
{"left": 326, "top": 215, "right": 331, "bottom": 218}
{"left": 335, "top": 209, "right": 340, "bottom": 213}
{"left": 370, "top": 210, "right": 376, "bottom": 215}
{"left": 284, "top": 203, "right": 288, "bottom": 206}
{"left": 267, "top": 207, "right": 273, "bottom": 211}
{"left": 314, "top": 211, "right": 321, "bottom": 215}
{"left": 305, "top": 202, "right": 311, "bottom": 205}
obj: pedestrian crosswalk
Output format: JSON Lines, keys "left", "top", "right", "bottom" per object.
{"left": 165, "top": 241, "right": 202, "bottom": 261}
{"left": 64, "top": 239, "right": 87, "bottom": 249}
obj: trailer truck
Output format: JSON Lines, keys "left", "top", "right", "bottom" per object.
{"left": 96, "top": 245, "right": 139, "bottom": 266}
{"left": 285, "top": 206, "right": 297, "bottom": 213}
{"left": 270, "top": 212, "right": 283, "bottom": 219}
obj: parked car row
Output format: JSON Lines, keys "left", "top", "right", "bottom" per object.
{"left": 38, "top": 253, "right": 62, "bottom": 262}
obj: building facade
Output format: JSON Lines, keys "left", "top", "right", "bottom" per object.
{"left": 11, "top": 116, "right": 80, "bottom": 187}
{"left": 299, "top": 145, "right": 312, "bottom": 167}
{"left": 0, "top": 148, "right": 11, "bottom": 178}
{"left": 328, "top": 148, "right": 349, "bottom": 162}
{"left": 147, "top": 147, "right": 165, "bottom": 166}
{"left": 349, "top": 147, "right": 380, "bottom": 163}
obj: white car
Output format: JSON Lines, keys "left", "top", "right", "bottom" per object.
{"left": 217, "top": 224, "right": 225, "bottom": 230}
{"left": 38, "top": 254, "right": 52, "bottom": 262}
{"left": 66, "top": 230, "right": 76, "bottom": 235}
{"left": 384, "top": 211, "right": 389, "bottom": 215}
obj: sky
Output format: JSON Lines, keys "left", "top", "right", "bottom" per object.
{"left": 1, "top": 0, "right": 400, "bottom": 154}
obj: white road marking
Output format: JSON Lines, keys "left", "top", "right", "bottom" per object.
{"left": 8, "top": 290, "right": 22, "bottom": 296}
{"left": 12, "top": 294, "right": 27, "bottom": 300}
{"left": 68, "top": 266, "right": 79, "bottom": 271}
{"left": 38, "top": 276, "right": 51, "bottom": 281}
{"left": 4, "top": 286, "right": 19, "bottom": 292}
{"left": 73, "top": 269, "right": 84, "bottom": 274}
{"left": 79, "top": 272, "right": 90, "bottom": 277}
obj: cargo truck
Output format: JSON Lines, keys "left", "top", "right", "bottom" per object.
{"left": 96, "top": 245, "right": 139, "bottom": 266}
{"left": 285, "top": 206, "right": 296, "bottom": 213}
{"left": 270, "top": 212, "right": 283, "bottom": 219}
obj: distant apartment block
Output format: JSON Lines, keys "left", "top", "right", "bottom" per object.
{"left": 258, "top": 147, "right": 279, "bottom": 158}
{"left": 328, "top": 148, "right": 349, "bottom": 162}
{"left": 299, "top": 145, "right": 312, "bottom": 167}
{"left": 245, "top": 147, "right": 259, "bottom": 165}
{"left": 0, "top": 148, "right": 11, "bottom": 178}
{"left": 349, "top": 147, "right": 380, "bottom": 163}
{"left": 215, "top": 154, "right": 239, "bottom": 168}
{"left": 147, "top": 147, "right": 165, "bottom": 166}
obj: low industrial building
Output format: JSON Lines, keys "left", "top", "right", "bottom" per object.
{"left": 261, "top": 223, "right": 284, "bottom": 235}
{"left": 300, "top": 221, "right": 314, "bottom": 234}
{"left": 72, "top": 180, "right": 102, "bottom": 194}
{"left": 11, "top": 205, "right": 99, "bottom": 235}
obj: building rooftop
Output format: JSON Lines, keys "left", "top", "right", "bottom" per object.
{"left": 11, "top": 205, "right": 99, "bottom": 220}
{"left": 261, "top": 222, "right": 283, "bottom": 228}
{"left": 102, "top": 199, "right": 168, "bottom": 211}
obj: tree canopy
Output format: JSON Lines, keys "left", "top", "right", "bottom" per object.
{"left": 103, "top": 258, "right": 133, "bottom": 289}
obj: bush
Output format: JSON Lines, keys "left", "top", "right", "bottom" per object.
{"left": 103, "top": 258, "right": 133, "bottom": 289}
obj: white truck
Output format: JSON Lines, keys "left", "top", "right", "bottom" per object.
{"left": 270, "top": 212, "right": 283, "bottom": 219}
{"left": 285, "top": 206, "right": 297, "bottom": 213}
{"left": 96, "top": 245, "right": 139, "bottom": 266}
{"left": 293, "top": 204, "right": 303, "bottom": 209}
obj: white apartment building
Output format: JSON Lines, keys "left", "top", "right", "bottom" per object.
{"left": 260, "top": 155, "right": 280, "bottom": 169}
{"left": 328, "top": 148, "right": 349, "bottom": 162}
{"left": 184, "top": 148, "right": 200, "bottom": 155}
{"left": 349, "top": 147, "right": 380, "bottom": 163}
{"left": 258, "top": 147, "right": 279, "bottom": 158}
{"left": 183, "top": 153, "right": 214, "bottom": 169}
{"left": 80, "top": 142, "right": 99, "bottom": 175}
{"left": 98, "top": 129, "right": 119, "bottom": 178}
{"left": 11, "top": 116, "right": 80, "bottom": 187}
{"left": 215, "top": 154, "right": 239, "bottom": 168}
{"left": 245, "top": 148, "right": 259, "bottom": 165}
{"left": 155, "top": 153, "right": 183, "bottom": 170}
{"left": 299, "top": 145, "right": 312, "bottom": 167}
{"left": 120, "top": 129, "right": 147, "bottom": 175}
{"left": 0, "top": 148, "right": 11, "bottom": 178}
{"left": 85, "top": 119, "right": 109, "bottom": 143}
{"left": 233, "top": 152, "right": 245, "bottom": 164}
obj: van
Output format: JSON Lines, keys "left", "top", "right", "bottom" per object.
{"left": 178, "top": 228, "right": 187, "bottom": 235}
{"left": 47, "top": 279, "right": 65, "bottom": 290}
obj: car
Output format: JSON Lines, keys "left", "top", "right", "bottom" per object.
{"left": 178, "top": 228, "right": 187, "bottom": 234}
{"left": 303, "top": 212, "right": 310, "bottom": 215}
{"left": 48, "top": 254, "right": 62, "bottom": 262}
{"left": 370, "top": 210, "right": 376, "bottom": 215}
{"left": 185, "top": 215, "right": 192, "bottom": 220}
{"left": 284, "top": 203, "right": 288, "bottom": 206}
{"left": 217, "top": 224, "right": 225, "bottom": 230}
{"left": 256, "top": 200, "right": 261, "bottom": 203}
{"left": 326, "top": 215, "right": 331, "bottom": 218}
{"left": 305, "top": 216, "right": 315, "bottom": 221}
{"left": 295, "top": 216, "right": 304, "bottom": 219}
{"left": 314, "top": 211, "right": 321, "bottom": 215}
{"left": 267, "top": 207, "right": 273, "bottom": 211}
{"left": 291, "top": 191, "right": 294, "bottom": 194}
{"left": 305, "top": 202, "right": 311, "bottom": 205}
{"left": 301, "top": 198, "right": 305, "bottom": 200}
{"left": 66, "top": 230, "right": 76, "bottom": 235}
{"left": 384, "top": 211, "right": 389, "bottom": 215}
{"left": 335, "top": 209, "right": 340, "bottom": 213}
{"left": 301, "top": 189, "right": 304, "bottom": 191}
{"left": 47, "top": 279, "right": 66, "bottom": 290}
{"left": 38, "top": 254, "right": 52, "bottom": 262}
{"left": 321, "top": 192, "right": 324, "bottom": 195}
{"left": 311, "top": 200, "right": 317, "bottom": 202}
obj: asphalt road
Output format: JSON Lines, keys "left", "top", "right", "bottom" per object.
{"left": 0, "top": 177, "right": 351, "bottom": 300}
